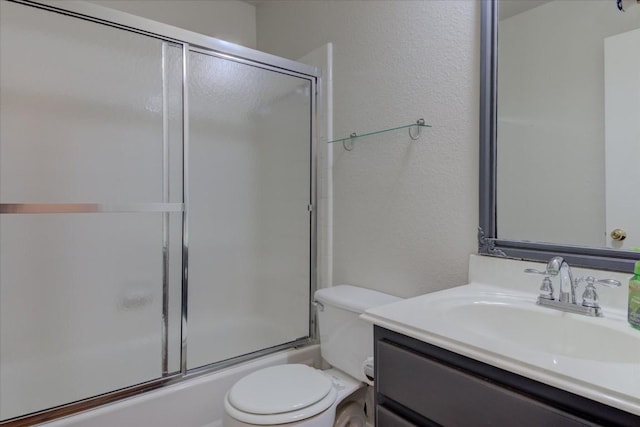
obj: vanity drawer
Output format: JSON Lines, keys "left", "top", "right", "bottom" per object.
{"left": 377, "top": 340, "right": 596, "bottom": 427}
{"left": 376, "top": 405, "right": 418, "bottom": 427}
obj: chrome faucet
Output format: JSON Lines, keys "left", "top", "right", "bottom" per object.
{"left": 524, "top": 256, "right": 622, "bottom": 317}
{"left": 545, "top": 256, "right": 575, "bottom": 304}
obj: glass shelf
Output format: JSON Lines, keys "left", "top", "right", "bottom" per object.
{"left": 327, "top": 120, "right": 431, "bottom": 145}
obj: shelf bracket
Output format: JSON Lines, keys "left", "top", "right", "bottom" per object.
{"left": 328, "top": 118, "right": 431, "bottom": 151}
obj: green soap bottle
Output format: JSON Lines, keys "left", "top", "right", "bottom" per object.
{"left": 629, "top": 261, "right": 640, "bottom": 330}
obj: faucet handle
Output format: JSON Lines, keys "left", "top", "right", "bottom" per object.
{"left": 538, "top": 277, "right": 554, "bottom": 300}
{"left": 593, "top": 278, "right": 622, "bottom": 288}
{"left": 579, "top": 277, "right": 599, "bottom": 308}
{"left": 575, "top": 276, "right": 622, "bottom": 288}
{"left": 576, "top": 276, "right": 622, "bottom": 308}
{"left": 525, "top": 268, "right": 554, "bottom": 300}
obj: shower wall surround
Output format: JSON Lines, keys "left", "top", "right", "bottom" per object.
{"left": 0, "top": 0, "right": 318, "bottom": 423}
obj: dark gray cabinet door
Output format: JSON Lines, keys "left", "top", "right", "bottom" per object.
{"left": 377, "top": 340, "right": 596, "bottom": 427}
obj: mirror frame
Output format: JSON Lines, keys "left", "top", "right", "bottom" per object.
{"left": 478, "top": 0, "right": 640, "bottom": 273}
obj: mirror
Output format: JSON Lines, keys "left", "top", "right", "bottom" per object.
{"left": 479, "top": 0, "right": 640, "bottom": 272}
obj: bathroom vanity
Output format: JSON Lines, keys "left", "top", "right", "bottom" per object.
{"left": 362, "top": 255, "right": 640, "bottom": 427}
{"left": 374, "top": 327, "right": 636, "bottom": 427}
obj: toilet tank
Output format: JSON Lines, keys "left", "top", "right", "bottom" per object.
{"left": 314, "top": 285, "right": 401, "bottom": 382}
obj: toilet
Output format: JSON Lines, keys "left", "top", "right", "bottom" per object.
{"left": 223, "top": 285, "right": 401, "bottom": 427}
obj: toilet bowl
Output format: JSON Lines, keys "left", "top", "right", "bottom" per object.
{"left": 223, "top": 285, "right": 401, "bottom": 427}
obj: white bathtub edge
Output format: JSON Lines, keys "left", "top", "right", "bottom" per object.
{"left": 38, "top": 345, "right": 321, "bottom": 427}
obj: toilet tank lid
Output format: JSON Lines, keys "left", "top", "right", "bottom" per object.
{"left": 314, "top": 285, "right": 401, "bottom": 314}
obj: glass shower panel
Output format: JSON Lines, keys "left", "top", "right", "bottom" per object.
{"left": 0, "top": 1, "right": 164, "bottom": 203}
{"left": 0, "top": 214, "right": 163, "bottom": 419}
{"left": 188, "top": 52, "right": 311, "bottom": 369}
{"left": 0, "top": 2, "right": 183, "bottom": 421}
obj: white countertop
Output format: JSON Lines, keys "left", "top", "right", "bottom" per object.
{"left": 361, "top": 255, "right": 640, "bottom": 416}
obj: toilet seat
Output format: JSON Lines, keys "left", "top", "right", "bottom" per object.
{"left": 224, "top": 364, "right": 338, "bottom": 425}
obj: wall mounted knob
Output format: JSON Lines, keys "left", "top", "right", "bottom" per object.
{"left": 610, "top": 228, "right": 627, "bottom": 241}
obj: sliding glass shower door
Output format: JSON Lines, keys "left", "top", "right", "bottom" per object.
{"left": 0, "top": 1, "right": 316, "bottom": 422}
{"left": 0, "top": 1, "right": 184, "bottom": 420}
{"left": 187, "top": 51, "right": 312, "bottom": 369}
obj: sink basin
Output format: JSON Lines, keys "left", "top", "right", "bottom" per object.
{"left": 444, "top": 301, "right": 640, "bottom": 363}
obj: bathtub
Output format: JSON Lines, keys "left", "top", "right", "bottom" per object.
{"left": 38, "top": 345, "right": 320, "bottom": 427}
{"left": 1, "top": 314, "right": 312, "bottom": 422}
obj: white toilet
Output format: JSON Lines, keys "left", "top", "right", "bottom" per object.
{"left": 223, "top": 285, "right": 401, "bottom": 427}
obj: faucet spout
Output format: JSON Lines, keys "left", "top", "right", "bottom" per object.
{"left": 546, "top": 256, "right": 575, "bottom": 304}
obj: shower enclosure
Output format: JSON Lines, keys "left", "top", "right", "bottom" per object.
{"left": 0, "top": 0, "right": 318, "bottom": 423}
